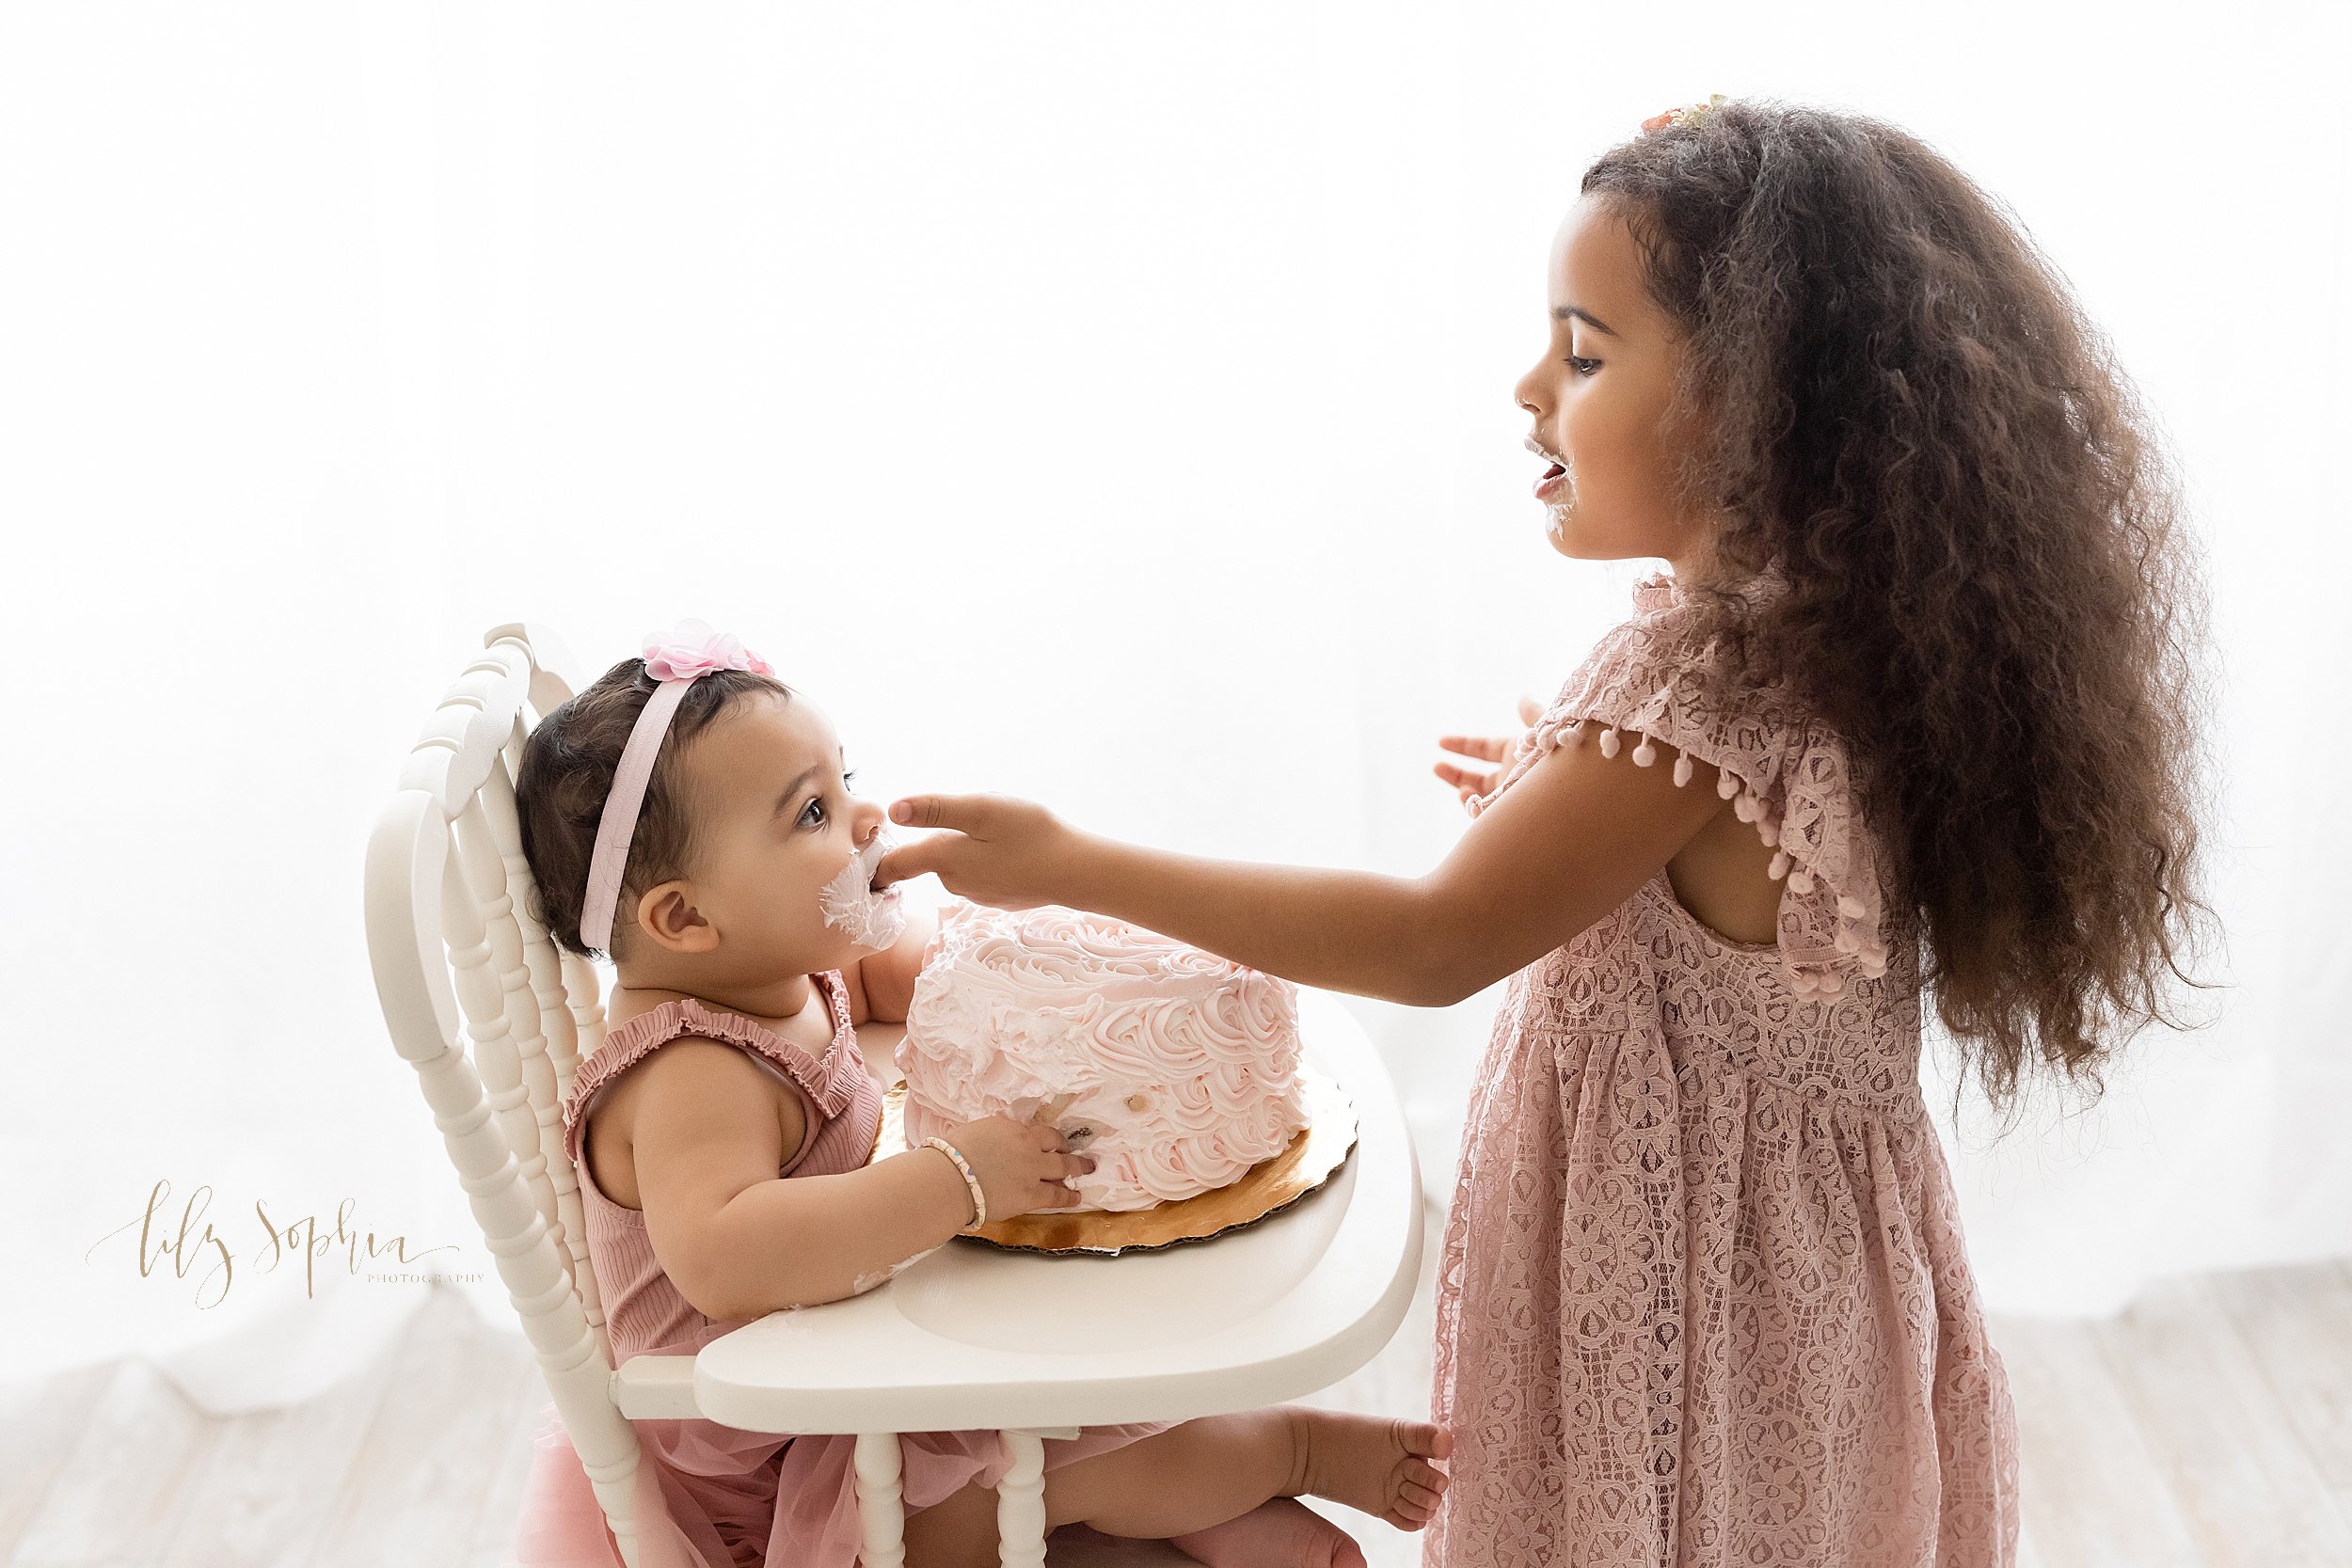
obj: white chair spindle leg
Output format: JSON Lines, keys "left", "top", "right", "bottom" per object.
{"left": 854, "top": 1432, "right": 906, "bottom": 1568}
{"left": 996, "top": 1429, "right": 1050, "bottom": 1568}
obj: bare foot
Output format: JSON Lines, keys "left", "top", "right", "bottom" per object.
{"left": 1292, "top": 1409, "right": 1453, "bottom": 1529}
{"left": 1168, "top": 1497, "right": 1367, "bottom": 1568}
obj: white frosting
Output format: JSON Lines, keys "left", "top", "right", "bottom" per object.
{"left": 850, "top": 1241, "right": 941, "bottom": 1296}
{"left": 819, "top": 832, "right": 907, "bottom": 950}
{"left": 896, "top": 900, "right": 1310, "bottom": 1212}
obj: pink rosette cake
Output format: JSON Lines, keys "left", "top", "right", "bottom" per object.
{"left": 897, "top": 899, "right": 1311, "bottom": 1212}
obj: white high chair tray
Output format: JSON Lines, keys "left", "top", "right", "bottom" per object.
{"left": 610, "top": 988, "right": 1422, "bottom": 1434}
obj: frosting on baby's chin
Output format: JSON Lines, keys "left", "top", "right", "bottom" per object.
{"left": 895, "top": 899, "right": 1311, "bottom": 1212}
{"left": 819, "top": 832, "right": 906, "bottom": 950}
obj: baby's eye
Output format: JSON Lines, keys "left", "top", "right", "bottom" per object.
{"left": 842, "top": 768, "right": 859, "bottom": 792}
{"left": 798, "top": 797, "right": 828, "bottom": 829}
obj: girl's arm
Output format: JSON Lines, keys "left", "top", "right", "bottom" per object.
{"left": 876, "top": 734, "right": 1729, "bottom": 1007}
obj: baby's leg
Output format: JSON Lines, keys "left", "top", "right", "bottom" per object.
{"left": 898, "top": 1406, "right": 1449, "bottom": 1568}
{"left": 1167, "top": 1497, "right": 1368, "bottom": 1568}
{"left": 902, "top": 1410, "right": 1296, "bottom": 1568}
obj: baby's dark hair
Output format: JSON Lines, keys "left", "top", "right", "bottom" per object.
{"left": 1583, "top": 98, "right": 2222, "bottom": 1118}
{"left": 515, "top": 659, "right": 793, "bottom": 961}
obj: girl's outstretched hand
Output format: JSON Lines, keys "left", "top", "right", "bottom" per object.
{"left": 1433, "top": 694, "right": 1546, "bottom": 806}
{"left": 874, "top": 793, "right": 1077, "bottom": 911}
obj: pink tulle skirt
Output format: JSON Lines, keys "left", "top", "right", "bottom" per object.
{"left": 507, "top": 1401, "right": 1178, "bottom": 1568}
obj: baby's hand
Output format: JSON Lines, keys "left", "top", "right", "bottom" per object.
{"left": 1433, "top": 693, "right": 1546, "bottom": 806}
{"left": 944, "top": 1104, "right": 1096, "bottom": 1224}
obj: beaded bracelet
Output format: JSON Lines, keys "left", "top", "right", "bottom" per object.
{"left": 922, "top": 1136, "right": 987, "bottom": 1231}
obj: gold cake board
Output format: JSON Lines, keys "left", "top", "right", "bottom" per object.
{"left": 869, "top": 1068, "right": 1358, "bottom": 1256}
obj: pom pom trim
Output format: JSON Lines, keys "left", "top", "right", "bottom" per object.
{"left": 1510, "top": 711, "right": 1892, "bottom": 986}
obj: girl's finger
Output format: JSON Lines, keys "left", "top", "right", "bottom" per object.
{"left": 1437, "top": 735, "right": 1512, "bottom": 764}
{"left": 888, "top": 793, "right": 989, "bottom": 831}
{"left": 1436, "top": 763, "right": 1498, "bottom": 797}
{"left": 870, "top": 840, "right": 946, "bottom": 890}
{"left": 1463, "top": 781, "right": 1498, "bottom": 802}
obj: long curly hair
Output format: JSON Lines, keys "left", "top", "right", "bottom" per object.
{"left": 1582, "top": 98, "right": 2224, "bottom": 1119}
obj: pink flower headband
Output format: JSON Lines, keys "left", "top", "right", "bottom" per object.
{"left": 577, "top": 618, "right": 774, "bottom": 956}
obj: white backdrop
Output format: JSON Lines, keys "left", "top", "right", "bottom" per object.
{"left": 3, "top": 1, "right": 2344, "bottom": 1417}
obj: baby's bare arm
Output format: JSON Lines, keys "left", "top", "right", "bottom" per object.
{"left": 844, "top": 900, "right": 940, "bottom": 1025}
{"left": 704, "top": 1151, "right": 976, "bottom": 1315}
{"left": 629, "top": 1039, "right": 973, "bottom": 1319}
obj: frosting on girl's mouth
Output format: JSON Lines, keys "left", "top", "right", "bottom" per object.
{"left": 818, "top": 832, "right": 907, "bottom": 949}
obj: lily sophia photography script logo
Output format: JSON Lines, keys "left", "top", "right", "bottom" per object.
{"left": 84, "top": 1178, "right": 471, "bottom": 1310}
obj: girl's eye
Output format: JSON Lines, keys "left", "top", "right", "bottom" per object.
{"left": 1565, "top": 356, "right": 1600, "bottom": 376}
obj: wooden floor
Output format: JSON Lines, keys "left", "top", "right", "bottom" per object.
{"left": 4, "top": 1208, "right": 2348, "bottom": 1567}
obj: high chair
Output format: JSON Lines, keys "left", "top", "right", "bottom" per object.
{"left": 362, "top": 623, "right": 1425, "bottom": 1567}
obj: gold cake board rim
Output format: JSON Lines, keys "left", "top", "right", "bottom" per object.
{"left": 871, "top": 1067, "right": 1358, "bottom": 1257}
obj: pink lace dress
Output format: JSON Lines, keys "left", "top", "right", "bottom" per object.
{"left": 1430, "top": 570, "right": 2020, "bottom": 1566}
{"left": 505, "top": 972, "right": 1173, "bottom": 1568}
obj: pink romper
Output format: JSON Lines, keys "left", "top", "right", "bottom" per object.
{"left": 505, "top": 971, "right": 1173, "bottom": 1568}
{"left": 1429, "top": 570, "right": 2020, "bottom": 1566}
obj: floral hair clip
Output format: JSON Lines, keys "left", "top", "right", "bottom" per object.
{"left": 1641, "top": 93, "right": 1728, "bottom": 135}
{"left": 643, "top": 619, "right": 773, "bottom": 683}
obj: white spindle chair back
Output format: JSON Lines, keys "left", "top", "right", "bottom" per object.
{"left": 364, "top": 621, "right": 653, "bottom": 1565}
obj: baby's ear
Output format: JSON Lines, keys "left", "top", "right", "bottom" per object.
{"left": 638, "top": 883, "right": 718, "bottom": 953}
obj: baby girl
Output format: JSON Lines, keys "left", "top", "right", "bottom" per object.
{"left": 508, "top": 620, "right": 1449, "bottom": 1568}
